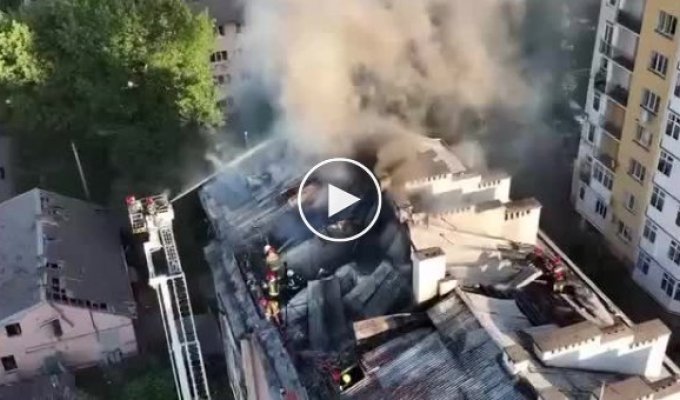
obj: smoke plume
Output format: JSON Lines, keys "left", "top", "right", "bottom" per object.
{"left": 234, "top": 0, "right": 534, "bottom": 162}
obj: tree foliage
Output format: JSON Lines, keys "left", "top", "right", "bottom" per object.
{"left": 119, "top": 367, "right": 177, "bottom": 400}
{"left": 0, "top": 0, "right": 220, "bottom": 199}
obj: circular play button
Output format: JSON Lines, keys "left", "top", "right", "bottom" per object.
{"left": 297, "top": 158, "right": 382, "bottom": 242}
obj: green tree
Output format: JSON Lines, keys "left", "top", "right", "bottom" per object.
{"left": 119, "top": 367, "right": 177, "bottom": 400}
{"left": 0, "top": 0, "right": 220, "bottom": 200}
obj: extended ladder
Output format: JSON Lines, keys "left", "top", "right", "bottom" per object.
{"left": 126, "top": 195, "right": 211, "bottom": 400}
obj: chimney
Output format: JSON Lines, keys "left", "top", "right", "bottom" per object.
{"left": 412, "top": 247, "right": 446, "bottom": 304}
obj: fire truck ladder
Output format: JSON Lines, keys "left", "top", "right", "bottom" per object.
{"left": 132, "top": 196, "right": 210, "bottom": 400}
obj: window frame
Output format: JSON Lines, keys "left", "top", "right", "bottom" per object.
{"left": 642, "top": 88, "right": 661, "bottom": 114}
{"left": 0, "top": 356, "right": 17, "bottom": 372}
{"left": 651, "top": 186, "right": 666, "bottom": 212}
{"left": 628, "top": 158, "right": 647, "bottom": 183}
{"left": 658, "top": 150, "right": 674, "bottom": 177}
{"left": 595, "top": 198, "right": 608, "bottom": 219}
{"left": 638, "top": 253, "right": 651, "bottom": 274}
{"left": 667, "top": 112, "right": 680, "bottom": 139}
{"left": 643, "top": 219, "right": 658, "bottom": 243}
{"left": 649, "top": 51, "right": 669, "bottom": 77}
{"left": 669, "top": 240, "right": 680, "bottom": 266}
{"left": 657, "top": 11, "right": 678, "bottom": 38}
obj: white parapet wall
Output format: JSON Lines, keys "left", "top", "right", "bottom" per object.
{"left": 530, "top": 320, "right": 671, "bottom": 378}
{"left": 412, "top": 247, "right": 446, "bottom": 304}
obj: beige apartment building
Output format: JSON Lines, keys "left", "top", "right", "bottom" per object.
{"left": 573, "top": 0, "right": 680, "bottom": 312}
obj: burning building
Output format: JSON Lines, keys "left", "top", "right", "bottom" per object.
{"left": 199, "top": 138, "right": 680, "bottom": 400}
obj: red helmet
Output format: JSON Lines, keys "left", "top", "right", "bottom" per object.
{"left": 259, "top": 298, "right": 268, "bottom": 308}
{"left": 125, "top": 195, "right": 136, "bottom": 206}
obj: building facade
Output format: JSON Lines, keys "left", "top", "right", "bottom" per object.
{"left": 572, "top": 0, "right": 680, "bottom": 312}
{"left": 0, "top": 189, "right": 138, "bottom": 384}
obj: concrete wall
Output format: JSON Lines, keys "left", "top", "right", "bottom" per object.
{"left": 538, "top": 331, "right": 669, "bottom": 377}
{"left": 503, "top": 207, "right": 541, "bottom": 245}
{"left": 0, "top": 303, "right": 137, "bottom": 384}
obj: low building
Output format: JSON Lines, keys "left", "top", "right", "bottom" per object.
{"left": 0, "top": 189, "right": 137, "bottom": 385}
{"left": 200, "top": 138, "right": 680, "bottom": 399}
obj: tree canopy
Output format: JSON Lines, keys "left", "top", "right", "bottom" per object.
{"left": 0, "top": 0, "right": 220, "bottom": 200}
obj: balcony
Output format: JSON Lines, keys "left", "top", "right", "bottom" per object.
{"left": 608, "top": 85, "right": 629, "bottom": 107}
{"left": 617, "top": 11, "right": 642, "bottom": 34}
{"left": 578, "top": 162, "right": 591, "bottom": 184}
{"left": 596, "top": 151, "right": 618, "bottom": 172}
{"left": 599, "top": 40, "right": 636, "bottom": 72}
{"left": 594, "top": 71, "right": 607, "bottom": 93}
{"left": 599, "top": 115, "right": 623, "bottom": 140}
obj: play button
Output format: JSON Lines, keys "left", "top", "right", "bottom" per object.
{"left": 328, "top": 185, "right": 360, "bottom": 218}
{"left": 297, "top": 158, "right": 382, "bottom": 242}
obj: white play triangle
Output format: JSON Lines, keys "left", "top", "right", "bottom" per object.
{"left": 328, "top": 184, "right": 360, "bottom": 218}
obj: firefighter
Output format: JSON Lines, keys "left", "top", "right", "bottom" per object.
{"left": 265, "top": 244, "right": 282, "bottom": 271}
{"left": 266, "top": 269, "right": 280, "bottom": 298}
{"left": 286, "top": 268, "right": 302, "bottom": 292}
{"left": 260, "top": 298, "right": 281, "bottom": 325}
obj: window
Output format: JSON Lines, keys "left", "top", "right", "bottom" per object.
{"left": 669, "top": 240, "right": 680, "bottom": 265}
{"left": 657, "top": 11, "right": 678, "bottom": 38}
{"left": 0, "top": 356, "right": 16, "bottom": 372}
{"left": 635, "top": 124, "right": 652, "bottom": 147}
{"left": 235, "top": 23, "right": 242, "bottom": 34}
{"left": 209, "top": 50, "right": 228, "bottom": 63}
{"left": 677, "top": 208, "right": 680, "bottom": 227}
{"left": 215, "top": 75, "right": 226, "bottom": 85}
{"left": 579, "top": 186, "right": 585, "bottom": 200}
{"left": 593, "top": 92, "right": 601, "bottom": 112}
{"left": 674, "top": 284, "right": 680, "bottom": 301}
{"left": 643, "top": 220, "right": 658, "bottom": 243}
{"left": 0, "top": 167, "right": 4, "bottom": 180}
{"left": 593, "top": 163, "right": 613, "bottom": 189}
{"left": 676, "top": 73, "right": 680, "bottom": 97}
{"left": 667, "top": 112, "right": 680, "bottom": 139}
{"left": 628, "top": 158, "right": 646, "bottom": 182}
{"left": 662, "top": 273, "right": 676, "bottom": 297}
{"left": 51, "top": 320, "right": 63, "bottom": 338}
{"left": 651, "top": 186, "right": 666, "bottom": 211}
{"left": 4, "top": 324, "right": 21, "bottom": 337}
{"left": 649, "top": 51, "right": 669, "bottom": 77}
{"left": 587, "top": 123, "right": 596, "bottom": 143}
{"left": 642, "top": 89, "right": 661, "bottom": 114}
{"left": 608, "top": 0, "right": 617, "bottom": 6}
{"left": 595, "top": 199, "right": 608, "bottom": 218}
{"left": 638, "top": 253, "right": 651, "bottom": 274}
{"left": 604, "top": 23, "right": 614, "bottom": 44}
{"left": 217, "top": 25, "right": 225, "bottom": 36}
{"left": 658, "top": 151, "right": 674, "bottom": 176}
{"left": 617, "top": 221, "right": 632, "bottom": 242}
{"left": 624, "top": 191, "right": 636, "bottom": 213}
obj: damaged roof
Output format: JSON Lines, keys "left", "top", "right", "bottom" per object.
{"left": 0, "top": 189, "right": 135, "bottom": 321}
{"left": 345, "top": 291, "right": 526, "bottom": 400}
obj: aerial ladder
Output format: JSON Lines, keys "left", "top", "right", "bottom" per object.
{"left": 126, "top": 194, "right": 211, "bottom": 400}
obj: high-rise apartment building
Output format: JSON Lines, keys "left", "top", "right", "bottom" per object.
{"left": 573, "top": 0, "right": 680, "bottom": 312}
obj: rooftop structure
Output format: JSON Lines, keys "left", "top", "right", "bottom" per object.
{"left": 0, "top": 189, "right": 137, "bottom": 385}
{"left": 200, "top": 138, "right": 680, "bottom": 400}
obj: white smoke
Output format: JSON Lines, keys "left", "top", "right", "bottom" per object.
{"left": 234, "top": 0, "right": 533, "bottom": 159}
